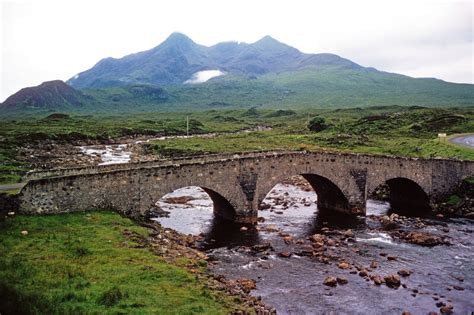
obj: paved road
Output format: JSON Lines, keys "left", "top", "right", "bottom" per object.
{"left": 0, "top": 182, "right": 26, "bottom": 192}
{"left": 449, "top": 134, "right": 474, "bottom": 148}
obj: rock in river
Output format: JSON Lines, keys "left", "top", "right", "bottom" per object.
{"left": 337, "top": 277, "right": 348, "bottom": 285}
{"left": 402, "top": 231, "right": 446, "bottom": 246}
{"left": 397, "top": 269, "right": 412, "bottom": 277}
{"left": 323, "top": 276, "right": 338, "bottom": 287}
{"left": 278, "top": 251, "right": 292, "bottom": 258}
{"left": 372, "top": 275, "right": 384, "bottom": 285}
{"left": 384, "top": 274, "right": 401, "bottom": 288}
{"left": 338, "top": 261, "right": 350, "bottom": 269}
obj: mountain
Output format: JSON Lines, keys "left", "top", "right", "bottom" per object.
{"left": 2, "top": 33, "right": 473, "bottom": 116}
{"left": 67, "top": 32, "right": 361, "bottom": 88}
{"left": 1, "top": 80, "right": 91, "bottom": 110}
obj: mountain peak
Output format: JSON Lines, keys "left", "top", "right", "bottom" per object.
{"left": 255, "top": 35, "right": 279, "bottom": 44}
{"left": 38, "top": 80, "right": 70, "bottom": 88}
{"left": 162, "top": 32, "right": 195, "bottom": 45}
{"left": 251, "top": 35, "right": 300, "bottom": 55}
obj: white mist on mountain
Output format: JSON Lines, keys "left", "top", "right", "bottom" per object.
{"left": 184, "top": 70, "right": 225, "bottom": 84}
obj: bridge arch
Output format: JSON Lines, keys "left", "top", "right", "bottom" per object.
{"left": 148, "top": 185, "right": 237, "bottom": 222}
{"left": 257, "top": 173, "right": 351, "bottom": 214}
{"left": 200, "top": 187, "right": 236, "bottom": 221}
{"left": 373, "top": 177, "right": 431, "bottom": 213}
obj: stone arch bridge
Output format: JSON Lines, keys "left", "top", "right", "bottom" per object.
{"left": 19, "top": 151, "right": 474, "bottom": 223}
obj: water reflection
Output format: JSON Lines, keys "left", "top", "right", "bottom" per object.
{"left": 304, "top": 209, "right": 365, "bottom": 235}
{"left": 199, "top": 217, "right": 260, "bottom": 250}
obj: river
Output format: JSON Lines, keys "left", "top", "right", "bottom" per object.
{"left": 152, "top": 182, "right": 473, "bottom": 314}
{"left": 79, "top": 126, "right": 272, "bottom": 165}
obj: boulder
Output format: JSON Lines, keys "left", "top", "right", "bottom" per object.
{"left": 278, "top": 251, "right": 292, "bottom": 258}
{"left": 323, "top": 276, "right": 337, "bottom": 287}
{"left": 372, "top": 275, "right": 384, "bottom": 285}
{"left": 162, "top": 196, "right": 195, "bottom": 204}
{"left": 251, "top": 243, "right": 273, "bottom": 252}
{"left": 464, "top": 212, "right": 474, "bottom": 219}
{"left": 343, "top": 229, "right": 354, "bottom": 238}
{"left": 236, "top": 278, "right": 256, "bottom": 293}
{"left": 384, "top": 274, "right": 401, "bottom": 288}
{"left": 403, "top": 232, "right": 445, "bottom": 246}
{"left": 311, "top": 234, "right": 325, "bottom": 243}
{"left": 439, "top": 304, "right": 453, "bottom": 314}
{"left": 358, "top": 269, "right": 369, "bottom": 277}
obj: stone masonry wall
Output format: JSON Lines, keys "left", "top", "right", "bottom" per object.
{"left": 19, "top": 151, "right": 474, "bottom": 222}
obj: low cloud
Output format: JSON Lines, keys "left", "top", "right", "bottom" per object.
{"left": 184, "top": 70, "right": 226, "bottom": 84}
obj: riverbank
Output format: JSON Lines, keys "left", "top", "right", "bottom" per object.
{"left": 0, "top": 211, "right": 272, "bottom": 314}
{"left": 151, "top": 178, "right": 474, "bottom": 314}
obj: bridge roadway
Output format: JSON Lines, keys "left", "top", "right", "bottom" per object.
{"left": 18, "top": 150, "right": 474, "bottom": 223}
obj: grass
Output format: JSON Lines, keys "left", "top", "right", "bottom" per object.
{"left": 0, "top": 211, "right": 244, "bottom": 314}
{"left": 147, "top": 130, "right": 474, "bottom": 160}
{"left": 446, "top": 195, "right": 462, "bottom": 206}
{"left": 0, "top": 174, "right": 22, "bottom": 185}
{"left": 0, "top": 105, "right": 472, "bottom": 185}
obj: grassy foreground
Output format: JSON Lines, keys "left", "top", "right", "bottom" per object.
{"left": 0, "top": 211, "right": 242, "bottom": 314}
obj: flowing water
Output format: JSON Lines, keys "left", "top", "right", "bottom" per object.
{"left": 153, "top": 184, "right": 473, "bottom": 314}
{"left": 78, "top": 126, "right": 272, "bottom": 165}
{"left": 79, "top": 144, "right": 132, "bottom": 165}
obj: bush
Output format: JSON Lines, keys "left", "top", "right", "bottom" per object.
{"left": 97, "top": 286, "right": 127, "bottom": 307}
{"left": 307, "top": 116, "right": 328, "bottom": 132}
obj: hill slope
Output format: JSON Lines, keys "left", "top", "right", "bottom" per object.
{"left": 1, "top": 80, "right": 91, "bottom": 111}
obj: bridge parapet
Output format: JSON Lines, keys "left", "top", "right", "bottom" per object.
{"left": 18, "top": 151, "right": 474, "bottom": 222}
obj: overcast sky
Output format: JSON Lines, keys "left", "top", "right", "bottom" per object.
{"left": 1, "top": 0, "right": 472, "bottom": 101}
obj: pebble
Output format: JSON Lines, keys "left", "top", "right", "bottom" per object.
{"left": 338, "top": 261, "right": 350, "bottom": 269}
{"left": 397, "top": 269, "right": 411, "bottom": 277}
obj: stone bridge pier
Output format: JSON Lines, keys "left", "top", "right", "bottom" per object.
{"left": 18, "top": 151, "right": 474, "bottom": 223}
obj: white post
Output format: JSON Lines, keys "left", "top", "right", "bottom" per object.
{"left": 186, "top": 116, "right": 189, "bottom": 137}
